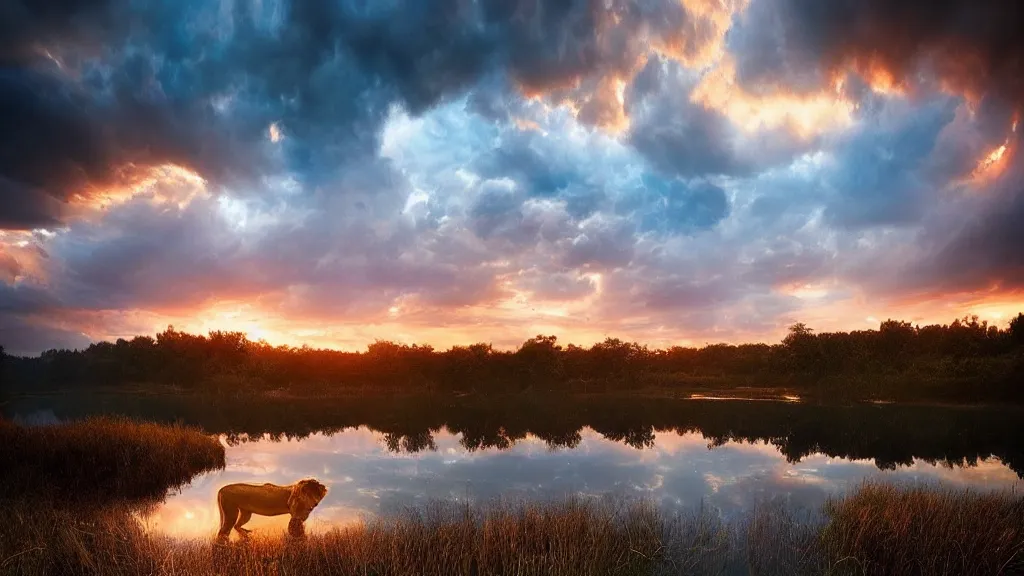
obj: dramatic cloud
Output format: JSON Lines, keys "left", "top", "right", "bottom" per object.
{"left": 745, "top": 0, "right": 1024, "bottom": 105}
{"left": 1, "top": 0, "right": 745, "bottom": 229}
{"left": 822, "top": 95, "right": 958, "bottom": 229}
{"left": 625, "top": 57, "right": 752, "bottom": 178}
{"left": 3, "top": 0, "right": 1024, "bottom": 354}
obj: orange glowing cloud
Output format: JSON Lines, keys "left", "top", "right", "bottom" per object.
{"left": 978, "top": 144, "right": 1008, "bottom": 171}
{"left": 75, "top": 163, "right": 208, "bottom": 212}
{"left": 777, "top": 282, "right": 832, "bottom": 300}
{"left": 268, "top": 122, "right": 283, "bottom": 143}
{"left": 515, "top": 59, "right": 642, "bottom": 134}
{"left": 691, "top": 56, "right": 855, "bottom": 139}
{"left": 507, "top": 0, "right": 752, "bottom": 136}
{"left": 0, "top": 231, "right": 49, "bottom": 284}
{"left": 578, "top": 74, "right": 633, "bottom": 133}
{"left": 968, "top": 128, "right": 1016, "bottom": 184}
{"left": 512, "top": 117, "right": 545, "bottom": 133}
{"left": 655, "top": 0, "right": 750, "bottom": 69}
{"left": 858, "top": 59, "right": 904, "bottom": 96}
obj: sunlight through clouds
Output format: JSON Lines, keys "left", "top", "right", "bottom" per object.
{"left": 692, "top": 56, "right": 855, "bottom": 139}
{"left": 3, "top": 0, "right": 1024, "bottom": 354}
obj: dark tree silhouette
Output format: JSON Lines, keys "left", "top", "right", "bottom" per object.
{"left": 1010, "top": 313, "right": 1024, "bottom": 346}
{"left": 3, "top": 313, "right": 1024, "bottom": 402}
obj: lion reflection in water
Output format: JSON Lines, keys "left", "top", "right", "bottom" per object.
{"left": 216, "top": 478, "right": 328, "bottom": 539}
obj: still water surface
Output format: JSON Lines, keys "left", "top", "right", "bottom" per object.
{"left": 142, "top": 425, "right": 1023, "bottom": 540}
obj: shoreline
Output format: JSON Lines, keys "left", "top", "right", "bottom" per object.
{"left": 7, "top": 385, "right": 1024, "bottom": 410}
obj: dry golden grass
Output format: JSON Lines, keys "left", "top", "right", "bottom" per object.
{"left": 0, "top": 499, "right": 662, "bottom": 576}
{"left": 0, "top": 416, "right": 225, "bottom": 503}
{"left": 0, "top": 496, "right": 832, "bottom": 576}
{"left": 821, "top": 482, "right": 1024, "bottom": 576}
{"left": 4, "top": 485, "right": 1023, "bottom": 575}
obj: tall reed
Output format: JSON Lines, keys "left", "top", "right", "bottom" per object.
{"left": 0, "top": 417, "right": 225, "bottom": 503}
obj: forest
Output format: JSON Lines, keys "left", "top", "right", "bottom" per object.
{"left": 3, "top": 313, "right": 1024, "bottom": 402}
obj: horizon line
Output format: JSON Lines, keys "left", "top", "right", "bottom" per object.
{"left": 9, "top": 312, "right": 1019, "bottom": 358}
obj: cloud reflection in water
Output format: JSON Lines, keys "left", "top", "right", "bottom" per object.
{"left": 143, "top": 426, "right": 1023, "bottom": 539}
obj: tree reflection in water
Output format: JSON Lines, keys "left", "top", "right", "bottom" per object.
{"left": 9, "top": 393, "right": 1024, "bottom": 477}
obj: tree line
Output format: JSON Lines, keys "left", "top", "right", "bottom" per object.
{"left": 3, "top": 313, "right": 1024, "bottom": 401}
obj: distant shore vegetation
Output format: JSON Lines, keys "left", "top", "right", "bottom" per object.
{"left": 4, "top": 313, "right": 1024, "bottom": 402}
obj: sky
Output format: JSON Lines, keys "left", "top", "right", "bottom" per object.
{"left": 2, "top": 0, "right": 1024, "bottom": 355}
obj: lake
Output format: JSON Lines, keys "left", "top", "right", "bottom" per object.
{"left": 8, "top": 393, "right": 1024, "bottom": 540}
{"left": 144, "top": 426, "right": 1021, "bottom": 539}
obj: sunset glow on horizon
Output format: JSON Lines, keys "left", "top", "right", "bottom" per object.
{"left": 3, "top": 0, "right": 1024, "bottom": 355}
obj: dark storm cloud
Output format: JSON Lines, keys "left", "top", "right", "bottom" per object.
{"left": 0, "top": 282, "right": 59, "bottom": 314}
{"left": 1, "top": 0, "right": 723, "bottom": 230}
{"left": 0, "top": 178, "right": 65, "bottom": 230}
{"left": 0, "top": 313, "right": 92, "bottom": 356}
{"left": 0, "top": 50, "right": 277, "bottom": 231}
{"left": 928, "top": 178, "right": 1024, "bottom": 292}
{"left": 0, "top": 0, "right": 460, "bottom": 229}
{"left": 0, "top": 0, "right": 124, "bottom": 66}
{"left": 933, "top": 195, "right": 1024, "bottom": 291}
{"left": 898, "top": 135, "right": 1024, "bottom": 295}
{"left": 738, "top": 0, "right": 1024, "bottom": 104}
{"left": 336, "top": 1, "right": 493, "bottom": 114}
{"left": 725, "top": 0, "right": 824, "bottom": 96}
{"left": 0, "top": 69, "right": 117, "bottom": 230}
{"left": 465, "top": 76, "right": 522, "bottom": 124}
{"left": 480, "top": 0, "right": 628, "bottom": 94}
{"left": 0, "top": 269, "right": 89, "bottom": 355}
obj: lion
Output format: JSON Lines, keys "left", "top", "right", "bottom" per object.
{"left": 216, "top": 478, "right": 328, "bottom": 539}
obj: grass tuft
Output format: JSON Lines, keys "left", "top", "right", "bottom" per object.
{"left": 821, "top": 482, "right": 1024, "bottom": 576}
{"left": 0, "top": 416, "right": 225, "bottom": 504}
